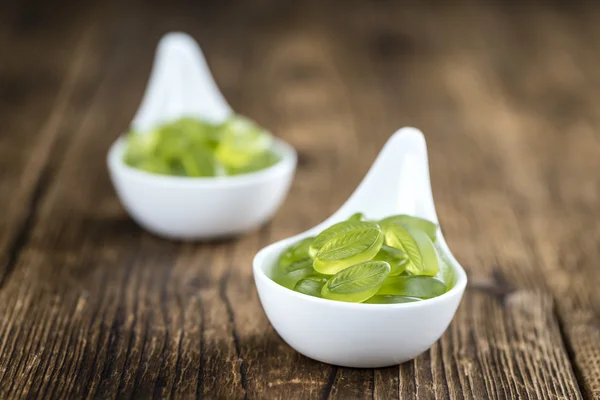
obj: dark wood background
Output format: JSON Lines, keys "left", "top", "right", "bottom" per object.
{"left": 1, "top": 0, "right": 599, "bottom": 398}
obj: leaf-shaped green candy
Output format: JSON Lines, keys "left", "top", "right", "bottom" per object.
{"left": 272, "top": 237, "right": 316, "bottom": 288}
{"left": 372, "top": 245, "right": 408, "bottom": 276}
{"left": 376, "top": 276, "right": 447, "bottom": 299}
{"left": 321, "top": 260, "right": 390, "bottom": 303}
{"left": 310, "top": 221, "right": 377, "bottom": 257}
{"left": 215, "top": 117, "right": 273, "bottom": 169}
{"left": 278, "top": 237, "right": 313, "bottom": 265}
{"left": 178, "top": 146, "right": 217, "bottom": 177}
{"left": 123, "top": 130, "right": 159, "bottom": 166}
{"left": 347, "top": 212, "right": 365, "bottom": 221}
{"left": 312, "top": 221, "right": 384, "bottom": 275}
{"left": 225, "top": 149, "right": 280, "bottom": 176}
{"left": 433, "top": 242, "right": 456, "bottom": 289}
{"left": 294, "top": 275, "right": 327, "bottom": 298}
{"left": 380, "top": 214, "right": 438, "bottom": 241}
{"left": 383, "top": 223, "right": 439, "bottom": 276}
{"left": 272, "top": 258, "right": 313, "bottom": 289}
{"left": 154, "top": 119, "right": 217, "bottom": 177}
{"left": 123, "top": 115, "right": 279, "bottom": 178}
{"left": 168, "top": 117, "right": 220, "bottom": 148}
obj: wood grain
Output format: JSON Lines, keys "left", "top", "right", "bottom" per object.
{"left": 0, "top": 0, "right": 598, "bottom": 398}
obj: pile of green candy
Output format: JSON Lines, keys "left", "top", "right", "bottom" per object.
{"left": 272, "top": 213, "right": 454, "bottom": 304}
{"left": 123, "top": 116, "right": 280, "bottom": 177}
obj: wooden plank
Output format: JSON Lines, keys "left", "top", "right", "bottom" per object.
{"left": 2, "top": 1, "right": 338, "bottom": 398}
{"left": 0, "top": 0, "right": 597, "bottom": 398}
{"left": 495, "top": 5, "right": 600, "bottom": 398}
{"left": 223, "top": 12, "right": 355, "bottom": 399}
{"left": 0, "top": 3, "right": 158, "bottom": 398}
{"left": 0, "top": 0, "right": 98, "bottom": 286}
{"left": 423, "top": 3, "right": 600, "bottom": 398}
{"left": 322, "top": 0, "right": 585, "bottom": 399}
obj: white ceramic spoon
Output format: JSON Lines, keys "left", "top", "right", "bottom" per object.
{"left": 253, "top": 128, "right": 467, "bottom": 368}
{"left": 107, "top": 32, "right": 297, "bottom": 240}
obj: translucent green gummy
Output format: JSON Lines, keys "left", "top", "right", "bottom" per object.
{"left": 379, "top": 214, "right": 438, "bottom": 241}
{"left": 373, "top": 245, "right": 408, "bottom": 276}
{"left": 377, "top": 276, "right": 447, "bottom": 299}
{"left": 272, "top": 237, "right": 316, "bottom": 289}
{"left": 321, "top": 260, "right": 390, "bottom": 303}
{"left": 123, "top": 115, "right": 279, "bottom": 177}
{"left": 347, "top": 212, "right": 365, "bottom": 221}
{"left": 272, "top": 213, "right": 453, "bottom": 303}
{"left": 382, "top": 223, "right": 439, "bottom": 276}
{"left": 309, "top": 221, "right": 379, "bottom": 257}
{"left": 312, "top": 221, "right": 384, "bottom": 275}
{"left": 294, "top": 275, "right": 327, "bottom": 298}
{"left": 224, "top": 150, "right": 280, "bottom": 175}
{"left": 215, "top": 117, "right": 273, "bottom": 168}
{"left": 279, "top": 237, "right": 313, "bottom": 264}
{"left": 272, "top": 258, "right": 314, "bottom": 289}
{"left": 434, "top": 242, "right": 456, "bottom": 290}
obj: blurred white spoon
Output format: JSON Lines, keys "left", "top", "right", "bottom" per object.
{"left": 253, "top": 128, "right": 467, "bottom": 367}
{"left": 107, "top": 32, "right": 296, "bottom": 240}
{"left": 131, "top": 32, "right": 231, "bottom": 130}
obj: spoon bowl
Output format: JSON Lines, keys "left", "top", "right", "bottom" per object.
{"left": 253, "top": 128, "right": 467, "bottom": 367}
{"left": 107, "top": 32, "right": 296, "bottom": 240}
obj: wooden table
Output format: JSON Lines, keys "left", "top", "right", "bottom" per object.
{"left": 1, "top": 0, "right": 599, "bottom": 398}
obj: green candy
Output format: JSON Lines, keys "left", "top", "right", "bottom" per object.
{"left": 382, "top": 223, "right": 439, "bottom": 276}
{"left": 215, "top": 117, "right": 273, "bottom": 168}
{"left": 347, "top": 212, "right": 365, "bottom": 221}
{"left": 377, "top": 276, "right": 447, "bottom": 299}
{"left": 379, "top": 214, "right": 438, "bottom": 241}
{"left": 311, "top": 221, "right": 384, "bottom": 275}
{"left": 123, "top": 115, "right": 280, "bottom": 177}
{"left": 271, "top": 213, "right": 453, "bottom": 304}
{"left": 294, "top": 276, "right": 327, "bottom": 298}
{"left": 273, "top": 238, "right": 316, "bottom": 289}
{"left": 372, "top": 245, "right": 408, "bottom": 276}
{"left": 321, "top": 260, "right": 390, "bottom": 303}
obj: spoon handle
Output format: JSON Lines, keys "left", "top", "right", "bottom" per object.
{"left": 131, "top": 32, "right": 232, "bottom": 133}
{"left": 332, "top": 127, "right": 439, "bottom": 224}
